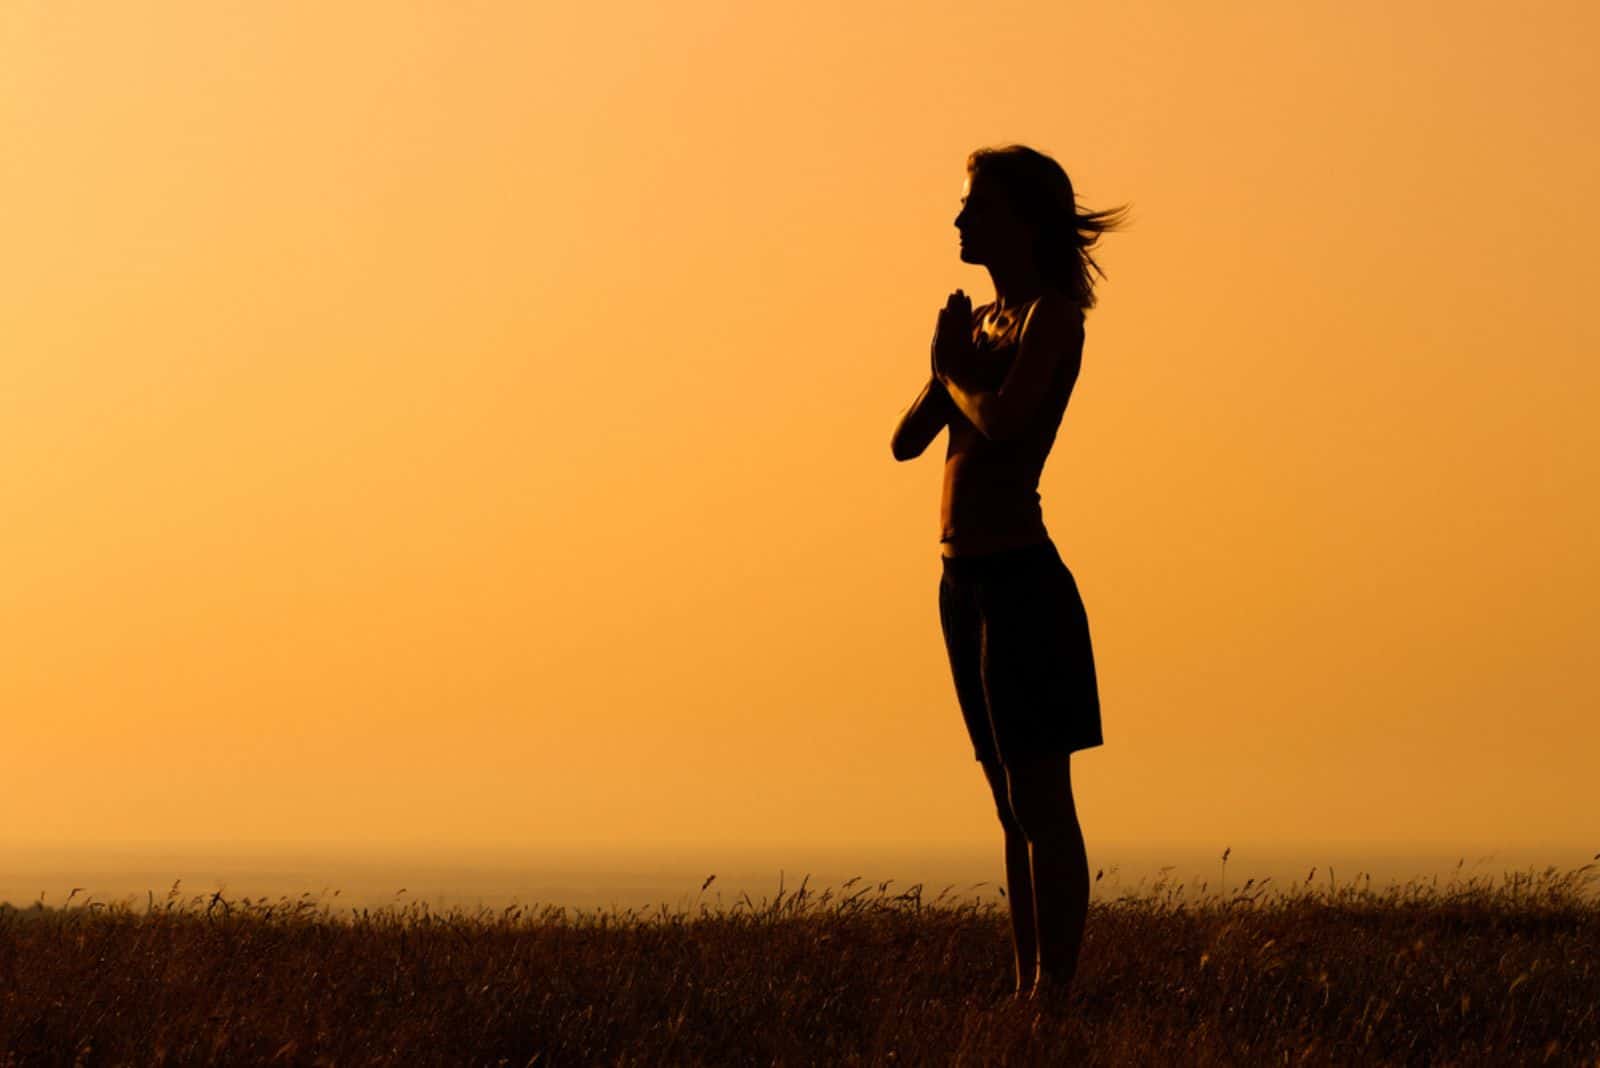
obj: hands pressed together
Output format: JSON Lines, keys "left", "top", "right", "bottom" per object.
{"left": 931, "top": 288, "right": 977, "bottom": 387}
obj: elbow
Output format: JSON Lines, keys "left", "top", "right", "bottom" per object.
{"left": 891, "top": 422, "right": 937, "bottom": 461}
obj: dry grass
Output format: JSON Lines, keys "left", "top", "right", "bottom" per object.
{"left": 2, "top": 862, "right": 1598, "bottom": 1066}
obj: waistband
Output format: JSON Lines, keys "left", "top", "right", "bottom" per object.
{"left": 940, "top": 539, "right": 1062, "bottom": 581}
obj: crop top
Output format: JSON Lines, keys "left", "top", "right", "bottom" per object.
{"left": 939, "top": 296, "right": 1085, "bottom": 551}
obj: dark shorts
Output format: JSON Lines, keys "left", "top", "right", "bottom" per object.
{"left": 938, "top": 539, "right": 1103, "bottom": 766}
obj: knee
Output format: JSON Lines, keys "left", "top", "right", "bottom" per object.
{"left": 1007, "top": 778, "right": 1080, "bottom": 846}
{"left": 980, "top": 761, "right": 1023, "bottom": 835}
{"left": 995, "top": 798, "right": 1024, "bottom": 836}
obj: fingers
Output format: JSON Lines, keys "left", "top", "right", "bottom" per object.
{"left": 938, "top": 290, "right": 973, "bottom": 345}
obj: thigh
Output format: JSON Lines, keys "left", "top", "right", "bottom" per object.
{"left": 978, "top": 568, "right": 1072, "bottom": 709}
{"left": 939, "top": 574, "right": 1000, "bottom": 765}
{"left": 978, "top": 563, "right": 1100, "bottom": 759}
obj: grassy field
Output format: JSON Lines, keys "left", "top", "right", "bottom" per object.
{"left": 2, "top": 863, "right": 1597, "bottom": 1066}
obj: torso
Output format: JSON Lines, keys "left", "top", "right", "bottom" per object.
{"left": 940, "top": 529, "right": 1055, "bottom": 558}
{"left": 939, "top": 293, "right": 1084, "bottom": 558}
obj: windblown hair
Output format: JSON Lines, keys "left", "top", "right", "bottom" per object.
{"left": 966, "top": 144, "right": 1131, "bottom": 310}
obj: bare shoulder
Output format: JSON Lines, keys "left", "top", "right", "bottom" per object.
{"left": 1021, "top": 291, "right": 1086, "bottom": 340}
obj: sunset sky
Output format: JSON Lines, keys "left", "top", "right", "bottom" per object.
{"left": 4, "top": 1, "right": 1596, "bottom": 865}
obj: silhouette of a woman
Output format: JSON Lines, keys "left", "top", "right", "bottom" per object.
{"left": 891, "top": 144, "right": 1129, "bottom": 1005}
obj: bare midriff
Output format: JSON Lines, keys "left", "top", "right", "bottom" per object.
{"left": 939, "top": 449, "right": 1053, "bottom": 557}
{"left": 938, "top": 297, "right": 1082, "bottom": 559}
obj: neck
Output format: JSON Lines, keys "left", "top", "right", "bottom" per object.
{"left": 984, "top": 259, "right": 1049, "bottom": 311}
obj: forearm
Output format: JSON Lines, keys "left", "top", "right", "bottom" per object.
{"left": 891, "top": 376, "right": 955, "bottom": 460}
{"left": 938, "top": 373, "right": 998, "bottom": 437}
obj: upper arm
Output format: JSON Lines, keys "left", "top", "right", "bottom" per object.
{"left": 987, "top": 297, "right": 1083, "bottom": 440}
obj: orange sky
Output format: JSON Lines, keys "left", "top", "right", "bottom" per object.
{"left": 3, "top": 1, "right": 1597, "bottom": 861}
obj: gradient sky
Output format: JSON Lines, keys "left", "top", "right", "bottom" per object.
{"left": 4, "top": 1, "right": 1596, "bottom": 860}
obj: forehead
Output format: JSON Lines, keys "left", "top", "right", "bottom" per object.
{"left": 961, "top": 170, "right": 999, "bottom": 201}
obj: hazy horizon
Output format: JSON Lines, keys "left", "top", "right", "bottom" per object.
{"left": 8, "top": 838, "right": 1593, "bottom": 915}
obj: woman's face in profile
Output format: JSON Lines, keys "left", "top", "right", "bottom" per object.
{"left": 954, "top": 170, "right": 1032, "bottom": 267}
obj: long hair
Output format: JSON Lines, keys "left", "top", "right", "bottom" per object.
{"left": 966, "top": 144, "right": 1131, "bottom": 310}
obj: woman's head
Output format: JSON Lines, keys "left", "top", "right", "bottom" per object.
{"left": 954, "top": 144, "right": 1131, "bottom": 309}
